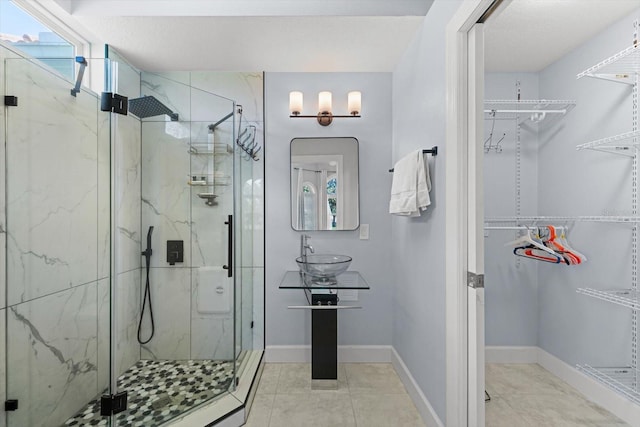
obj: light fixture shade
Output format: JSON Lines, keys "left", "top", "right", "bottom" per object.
{"left": 348, "top": 91, "right": 361, "bottom": 115}
{"left": 318, "top": 91, "right": 332, "bottom": 114}
{"left": 289, "top": 91, "right": 303, "bottom": 115}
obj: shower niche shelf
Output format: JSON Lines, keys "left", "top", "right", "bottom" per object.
{"left": 188, "top": 175, "right": 231, "bottom": 187}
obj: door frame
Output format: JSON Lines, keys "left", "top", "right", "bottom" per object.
{"left": 444, "top": 0, "right": 501, "bottom": 425}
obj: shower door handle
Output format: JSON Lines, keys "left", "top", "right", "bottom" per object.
{"left": 223, "top": 214, "right": 233, "bottom": 278}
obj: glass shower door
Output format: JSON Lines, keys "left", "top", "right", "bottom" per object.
{"left": 4, "top": 56, "right": 111, "bottom": 427}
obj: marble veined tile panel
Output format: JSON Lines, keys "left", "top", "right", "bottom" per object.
{"left": 114, "top": 114, "right": 142, "bottom": 274}
{"left": 0, "top": 308, "right": 5, "bottom": 427}
{"left": 142, "top": 122, "right": 191, "bottom": 268}
{"left": 190, "top": 72, "right": 264, "bottom": 122}
{"left": 191, "top": 267, "right": 234, "bottom": 360}
{"left": 97, "top": 278, "right": 110, "bottom": 394}
{"left": 7, "top": 283, "right": 98, "bottom": 427}
{"left": 5, "top": 58, "right": 99, "bottom": 306}
{"left": 141, "top": 72, "right": 191, "bottom": 122}
{"left": 115, "top": 270, "right": 141, "bottom": 377}
{"left": 97, "top": 111, "right": 110, "bottom": 280}
{"left": 140, "top": 267, "right": 191, "bottom": 360}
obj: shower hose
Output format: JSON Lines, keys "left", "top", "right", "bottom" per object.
{"left": 138, "top": 226, "right": 155, "bottom": 344}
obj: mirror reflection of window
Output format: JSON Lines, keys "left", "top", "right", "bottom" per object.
{"left": 327, "top": 176, "right": 337, "bottom": 229}
{"left": 301, "top": 183, "right": 317, "bottom": 230}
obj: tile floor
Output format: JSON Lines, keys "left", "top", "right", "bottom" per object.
{"left": 486, "top": 363, "right": 629, "bottom": 426}
{"left": 244, "top": 363, "right": 426, "bottom": 427}
{"left": 65, "top": 359, "right": 234, "bottom": 427}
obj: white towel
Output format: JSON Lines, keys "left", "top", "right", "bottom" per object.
{"left": 389, "top": 150, "right": 431, "bottom": 216}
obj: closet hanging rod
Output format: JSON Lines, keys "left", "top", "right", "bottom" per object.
{"left": 485, "top": 109, "right": 567, "bottom": 114}
{"left": 388, "top": 146, "right": 437, "bottom": 172}
{"left": 484, "top": 226, "right": 568, "bottom": 231}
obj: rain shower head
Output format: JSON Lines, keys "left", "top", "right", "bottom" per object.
{"left": 129, "top": 96, "right": 179, "bottom": 121}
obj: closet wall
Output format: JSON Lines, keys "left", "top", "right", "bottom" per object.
{"left": 484, "top": 73, "right": 540, "bottom": 347}
{"left": 536, "top": 10, "right": 639, "bottom": 367}
{"left": 486, "top": 5, "right": 640, "bottom": 390}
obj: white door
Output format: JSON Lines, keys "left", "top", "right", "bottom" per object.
{"left": 467, "top": 23, "right": 485, "bottom": 427}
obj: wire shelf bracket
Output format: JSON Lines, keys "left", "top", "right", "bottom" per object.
{"left": 576, "top": 130, "right": 640, "bottom": 157}
{"left": 577, "top": 44, "right": 640, "bottom": 85}
{"left": 576, "top": 365, "right": 640, "bottom": 405}
{"left": 577, "top": 288, "right": 640, "bottom": 311}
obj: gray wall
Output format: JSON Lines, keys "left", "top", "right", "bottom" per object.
{"left": 483, "top": 73, "right": 540, "bottom": 346}
{"left": 390, "top": 0, "right": 463, "bottom": 422}
{"left": 264, "top": 72, "right": 393, "bottom": 347}
{"left": 536, "top": 9, "right": 640, "bottom": 367}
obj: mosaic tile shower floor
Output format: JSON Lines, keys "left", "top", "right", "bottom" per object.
{"left": 65, "top": 359, "right": 235, "bottom": 427}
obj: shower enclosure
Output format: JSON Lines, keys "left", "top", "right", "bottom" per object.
{"left": 0, "top": 42, "right": 263, "bottom": 427}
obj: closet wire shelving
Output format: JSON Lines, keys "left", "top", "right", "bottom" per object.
{"left": 572, "top": 24, "right": 640, "bottom": 405}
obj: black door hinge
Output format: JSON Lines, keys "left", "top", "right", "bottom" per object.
{"left": 100, "top": 92, "right": 128, "bottom": 115}
{"left": 250, "top": 321, "right": 254, "bottom": 329}
{"left": 235, "top": 377, "right": 240, "bottom": 387}
{"left": 5, "top": 399, "right": 18, "bottom": 411}
{"left": 4, "top": 96, "right": 18, "bottom": 107}
{"left": 100, "top": 391, "right": 127, "bottom": 416}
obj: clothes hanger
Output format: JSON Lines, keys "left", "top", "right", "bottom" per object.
{"left": 505, "top": 227, "right": 558, "bottom": 256}
{"left": 513, "top": 246, "right": 566, "bottom": 264}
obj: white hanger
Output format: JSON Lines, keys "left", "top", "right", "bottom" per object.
{"left": 504, "top": 227, "right": 558, "bottom": 256}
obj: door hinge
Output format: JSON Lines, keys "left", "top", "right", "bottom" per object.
{"left": 250, "top": 321, "right": 254, "bottom": 329}
{"left": 4, "top": 399, "right": 18, "bottom": 411}
{"left": 100, "top": 92, "right": 128, "bottom": 115}
{"left": 235, "top": 377, "right": 240, "bottom": 387}
{"left": 467, "top": 272, "right": 485, "bottom": 289}
{"left": 4, "top": 96, "right": 18, "bottom": 107}
{"left": 100, "top": 391, "right": 127, "bottom": 416}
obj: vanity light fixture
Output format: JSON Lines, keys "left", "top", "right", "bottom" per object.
{"left": 289, "top": 91, "right": 361, "bottom": 126}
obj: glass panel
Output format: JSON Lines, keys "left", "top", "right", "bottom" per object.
{"left": 4, "top": 56, "right": 109, "bottom": 427}
{"left": 106, "top": 67, "right": 238, "bottom": 426}
{"left": 0, "top": 0, "right": 75, "bottom": 80}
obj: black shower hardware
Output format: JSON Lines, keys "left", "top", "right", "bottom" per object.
{"left": 70, "top": 56, "right": 87, "bottom": 97}
{"left": 222, "top": 215, "right": 233, "bottom": 278}
{"left": 388, "top": 147, "right": 438, "bottom": 172}
{"left": 128, "top": 96, "right": 179, "bottom": 121}
{"left": 138, "top": 226, "right": 155, "bottom": 345}
{"left": 167, "top": 240, "right": 184, "bottom": 265}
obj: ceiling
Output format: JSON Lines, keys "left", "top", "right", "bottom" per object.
{"left": 484, "top": 0, "right": 640, "bottom": 72}
{"left": 49, "top": 0, "right": 431, "bottom": 72}
{"left": 39, "top": 0, "right": 640, "bottom": 73}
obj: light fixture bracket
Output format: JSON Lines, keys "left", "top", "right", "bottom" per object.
{"left": 317, "top": 112, "right": 333, "bottom": 126}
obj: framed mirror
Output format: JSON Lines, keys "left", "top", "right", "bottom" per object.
{"left": 290, "top": 137, "right": 359, "bottom": 231}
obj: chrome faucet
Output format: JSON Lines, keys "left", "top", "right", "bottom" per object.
{"left": 300, "top": 234, "right": 314, "bottom": 261}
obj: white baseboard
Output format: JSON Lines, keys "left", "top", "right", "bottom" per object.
{"left": 485, "top": 346, "right": 538, "bottom": 364}
{"left": 265, "top": 345, "right": 393, "bottom": 363}
{"left": 536, "top": 348, "right": 640, "bottom": 426}
{"left": 391, "top": 348, "right": 444, "bottom": 427}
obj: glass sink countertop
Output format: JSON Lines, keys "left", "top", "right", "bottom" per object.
{"left": 279, "top": 271, "right": 370, "bottom": 290}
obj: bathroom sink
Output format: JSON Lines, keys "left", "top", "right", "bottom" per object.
{"left": 296, "top": 254, "right": 352, "bottom": 284}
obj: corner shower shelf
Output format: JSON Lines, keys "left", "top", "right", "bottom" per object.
{"left": 577, "top": 44, "right": 640, "bottom": 85}
{"left": 576, "top": 365, "right": 640, "bottom": 405}
{"left": 577, "top": 288, "right": 640, "bottom": 311}
{"left": 189, "top": 143, "right": 233, "bottom": 156}
{"left": 484, "top": 99, "right": 576, "bottom": 124}
{"left": 576, "top": 130, "right": 640, "bottom": 157}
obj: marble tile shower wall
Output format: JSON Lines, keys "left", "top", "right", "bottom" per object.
{"left": 140, "top": 72, "right": 264, "bottom": 360}
{"left": 0, "top": 42, "right": 112, "bottom": 427}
